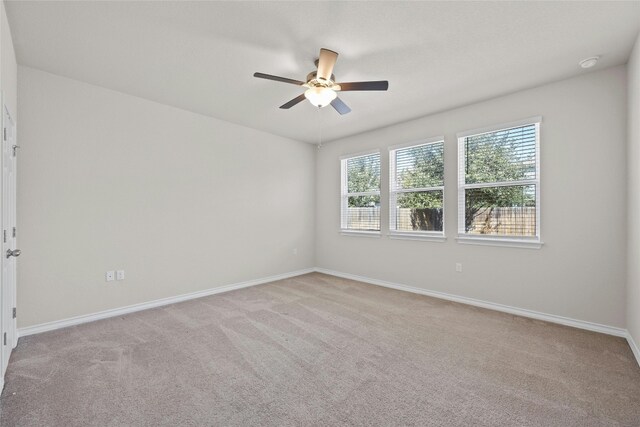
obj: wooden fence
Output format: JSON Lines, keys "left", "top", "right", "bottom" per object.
{"left": 467, "top": 207, "right": 536, "bottom": 236}
{"left": 395, "top": 208, "right": 442, "bottom": 231}
{"left": 345, "top": 207, "right": 380, "bottom": 230}
{"left": 346, "top": 207, "right": 536, "bottom": 235}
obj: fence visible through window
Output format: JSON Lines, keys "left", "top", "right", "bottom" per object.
{"left": 465, "top": 206, "right": 536, "bottom": 236}
{"left": 345, "top": 207, "right": 381, "bottom": 231}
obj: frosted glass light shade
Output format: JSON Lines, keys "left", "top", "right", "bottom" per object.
{"left": 304, "top": 87, "right": 337, "bottom": 108}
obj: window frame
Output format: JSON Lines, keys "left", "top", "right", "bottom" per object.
{"left": 388, "top": 137, "right": 446, "bottom": 242}
{"left": 456, "top": 117, "right": 542, "bottom": 249}
{"left": 340, "top": 149, "right": 382, "bottom": 236}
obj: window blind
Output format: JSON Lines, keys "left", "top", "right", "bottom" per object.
{"left": 465, "top": 124, "right": 536, "bottom": 184}
{"left": 341, "top": 152, "right": 381, "bottom": 232}
{"left": 390, "top": 141, "right": 444, "bottom": 233}
{"left": 458, "top": 121, "right": 540, "bottom": 239}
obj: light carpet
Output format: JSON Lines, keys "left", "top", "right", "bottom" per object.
{"left": 1, "top": 272, "right": 639, "bottom": 426}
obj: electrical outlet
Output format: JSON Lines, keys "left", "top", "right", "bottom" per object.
{"left": 106, "top": 271, "right": 115, "bottom": 282}
{"left": 455, "top": 263, "right": 463, "bottom": 273}
{"left": 116, "top": 270, "right": 125, "bottom": 281}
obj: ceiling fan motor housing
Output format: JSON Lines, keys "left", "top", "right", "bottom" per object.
{"left": 306, "top": 71, "right": 336, "bottom": 88}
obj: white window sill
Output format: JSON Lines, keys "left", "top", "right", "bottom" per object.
{"left": 456, "top": 236, "right": 543, "bottom": 249}
{"left": 388, "top": 232, "right": 446, "bottom": 242}
{"left": 340, "top": 230, "right": 381, "bottom": 238}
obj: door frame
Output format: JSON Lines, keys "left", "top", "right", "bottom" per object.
{"left": 4, "top": 101, "right": 16, "bottom": 348}
{"left": 0, "top": 91, "right": 18, "bottom": 389}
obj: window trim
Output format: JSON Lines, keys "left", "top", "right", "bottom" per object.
{"left": 340, "top": 150, "right": 382, "bottom": 235}
{"left": 456, "top": 116, "right": 542, "bottom": 139}
{"left": 388, "top": 135, "right": 446, "bottom": 152}
{"left": 457, "top": 117, "right": 542, "bottom": 246}
{"left": 456, "top": 235, "right": 543, "bottom": 249}
{"left": 339, "top": 148, "right": 381, "bottom": 161}
{"left": 388, "top": 231, "right": 447, "bottom": 242}
{"left": 389, "top": 138, "right": 445, "bottom": 240}
{"left": 340, "top": 230, "right": 382, "bottom": 238}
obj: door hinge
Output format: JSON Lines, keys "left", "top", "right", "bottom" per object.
{"left": 12, "top": 307, "right": 16, "bottom": 319}
{"left": 3, "top": 332, "right": 6, "bottom": 345}
{"left": 3, "top": 230, "right": 6, "bottom": 243}
{"left": 12, "top": 227, "right": 16, "bottom": 238}
{"left": 3, "top": 128, "right": 6, "bottom": 141}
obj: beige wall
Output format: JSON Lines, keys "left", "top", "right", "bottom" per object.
{"left": 316, "top": 66, "right": 628, "bottom": 328}
{"left": 1, "top": 1, "right": 16, "bottom": 119}
{"left": 628, "top": 33, "right": 640, "bottom": 348}
{"left": 14, "top": 57, "right": 634, "bottom": 335}
{"left": 17, "top": 66, "right": 316, "bottom": 328}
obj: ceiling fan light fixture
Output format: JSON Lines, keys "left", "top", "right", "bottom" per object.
{"left": 304, "top": 86, "right": 337, "bottom": 108}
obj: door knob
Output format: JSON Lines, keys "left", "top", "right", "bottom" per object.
{"left": 6, "top": 249, "right": 20, "bottom": 258}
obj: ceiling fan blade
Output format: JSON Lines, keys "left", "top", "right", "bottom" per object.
{"left": 317, "top": 48, "right": 338, "bottom": 81}
{"left": 336, "top": 81, "right": 389, "bottom": 91}
{"left": 330, "top": 97, "right": 351, "bottom": 115}
{"left": 279, "top": 94, "right": 307, "bottom": 109}
{"left": 253, "top": 72, "right": 305, "bottom": 86}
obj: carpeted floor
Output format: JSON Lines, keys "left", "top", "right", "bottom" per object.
{"left": 1, "top": 273, "right": 639, "bottom": 426}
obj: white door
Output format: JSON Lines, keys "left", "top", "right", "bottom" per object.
{"left": 1, "top": 102, "right": 18, "bottom": 379}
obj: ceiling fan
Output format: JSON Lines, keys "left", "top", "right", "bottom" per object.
{"left": 253, "top": 48, "right": 389, "bottom": 115}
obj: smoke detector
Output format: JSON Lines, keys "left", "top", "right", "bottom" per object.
{"left": 579, "top": 56, "right": 599, "bottom": 69}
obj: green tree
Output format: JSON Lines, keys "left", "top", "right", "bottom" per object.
{"left": 396, "top": 144, "right": 444, "bottom": 231}
{"left": 347, "top": 155, "right": 380, "bottom": 207}
{"left": 394, "top": 127, "right": 535, "bottom": 234}
{"left": 463, "top": 127, "right": 535, "bottom": 233}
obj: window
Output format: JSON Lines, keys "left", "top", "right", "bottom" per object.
{"left": 389, "top": 138, "right": 445, "bottom": 240}
{"left": 340, "top": 151, "right": 381, "bottom": 234}
{"left": 457, "top": 117, "right": 541, "bottom": 247}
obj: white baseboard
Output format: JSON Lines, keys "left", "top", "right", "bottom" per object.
{"left": 627, "top": 332, "right": 640, "bottom": 367}
{"left": 314, "top": 268, "right": 628, "bottom": 338}
{"left": 18, "top": 268, "right": 315, "bottom": 338}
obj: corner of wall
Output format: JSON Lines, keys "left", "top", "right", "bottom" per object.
{"left": 0, "top": 0, "right": 17, "bottom": 119}
{"left": 627, "top": 30, "right": 640, "bottom": 363}
{"left": 313, "top": 142, "right": 319, "bottom": 268}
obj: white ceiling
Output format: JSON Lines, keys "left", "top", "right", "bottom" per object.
{"left": 6, "top": 1, "right": 640, "bottom": 144}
